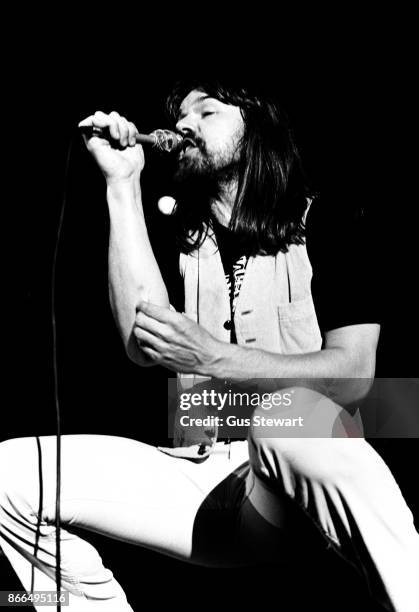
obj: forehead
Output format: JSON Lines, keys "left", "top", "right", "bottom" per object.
{"left": 178, "top": 89, "right": 233, "bottom": 117}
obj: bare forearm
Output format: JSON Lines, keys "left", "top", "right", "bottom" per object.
{"left": 209, "top": 342, "right": 375, "bottom": 403}
{"left": 212, "top": 344, "right": 362, "bottom": 378}
{"left": 107, "top": 179, "right": 169, "bottom": 362}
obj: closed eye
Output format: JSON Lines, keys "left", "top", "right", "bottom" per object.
{"left": 202, "top": 111, "right": 216, "bottom": 117}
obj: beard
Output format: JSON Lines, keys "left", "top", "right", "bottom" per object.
{"left": 173, "top": 137, "right": 241, "bottom": 188}
{"left": 170, "top": 133, "right": 243, "bottom": 221}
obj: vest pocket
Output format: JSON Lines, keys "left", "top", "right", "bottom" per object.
{"left": 277, "top": 296, "right": 322, "bottom": 354}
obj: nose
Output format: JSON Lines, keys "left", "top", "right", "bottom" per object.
{"left": 175, "top": 114, "right": 196, "bottom": 136}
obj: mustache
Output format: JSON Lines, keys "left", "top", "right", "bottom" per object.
{"left": 180, "top": 135, "right": 205, "bottom": 151}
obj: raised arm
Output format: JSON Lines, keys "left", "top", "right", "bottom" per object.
{"left": 79, "top": 110, "right": 170, "bottom": 366}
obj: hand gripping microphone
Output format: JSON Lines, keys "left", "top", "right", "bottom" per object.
{"left": 79, "top": 125, "right": 183, "bottom": 153}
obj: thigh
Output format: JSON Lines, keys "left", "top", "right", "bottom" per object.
{"left": 0, "top": 435, "right": 242, "bottom": 561}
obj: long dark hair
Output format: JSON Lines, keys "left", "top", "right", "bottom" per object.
{"left": 165, "top": 79, "right": 315, "bottom": 255}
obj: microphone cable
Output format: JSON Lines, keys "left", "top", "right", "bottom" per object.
{"left": 51, "top": 131, "right": 77, "bottom": 611}
{"left": 31, "top": 130, "right": 76, "bottom": 610}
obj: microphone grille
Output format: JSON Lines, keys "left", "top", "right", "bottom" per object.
{"left": 151, "top": 129, "right": 183, "bottom": 153}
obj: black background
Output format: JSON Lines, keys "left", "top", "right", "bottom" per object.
{"left": 3, "top": 27, "right": 417, "bottom": 610}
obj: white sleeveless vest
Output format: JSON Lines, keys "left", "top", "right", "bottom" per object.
{"left": 179, "top": 224, "right": 322, "bottom": 378}
{"left": 158, "top": 224, "right": 324, "bottom": 457}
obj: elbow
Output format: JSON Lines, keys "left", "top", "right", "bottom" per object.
{"left": 349, "top": 334, "right": 379, "bottom": 400}
{"left": 126, "top": 336, "right": 157, "bottom": 368}
{"left": 349, "top": 374, "right": 375, "bottom": 403}
{"left": 335, "top": 348, "right": 377, "bottom": 404}
{"left": 351, "top": 356, "right": 376, "bottom": 401}
{"left": 326, "top": 324, "right": 380, "bottom": 404}
{"left": 127, "top": 350, "right": 156, "bottom": 368}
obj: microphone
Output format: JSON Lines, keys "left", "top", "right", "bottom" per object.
{"left": 79, "top": 125, "right": 183, "bottom": 153}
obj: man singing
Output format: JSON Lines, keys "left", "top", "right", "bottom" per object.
{"left": 0, "top": 80, "right": 418, "bottom": 611}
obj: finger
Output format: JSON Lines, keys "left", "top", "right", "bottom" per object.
{"left": 133, "top": 326, "right": 165, "bottom": 350}
{"left": 140, "top": 345, "right": 178, "bottom": 371}
{"left": 135, "top": 312, "right": 171, "bottom": 340}
{"left": 79, "top": 113, "right": 112, "bottom": 143}
{"left": 78, "top": 115, "right": 94, "bottom": 128}
{"left": 127, "top": 121, "right": 138, "bottom": 147}
{"left": 136, "top": 301, "right": 180, "bottom": 324}
{"left": 115, "top": 114, "right": 130, "bottom": 147}
{"left": 108, "top": 111, "right": 121, "bottom": 140}
{"left": 92, "top": 110, "right": 114, "bottom": 129}
{"left": 140, "top": 345, "right": 162, "bottom": 362}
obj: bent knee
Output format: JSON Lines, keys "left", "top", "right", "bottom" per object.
{"left": 250, "top": 385, "right": 358, "bottom": 439}
{"left": 249, "top": 416, "right": 367, "bottom": 486}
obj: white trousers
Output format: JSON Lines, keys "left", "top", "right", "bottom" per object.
{"left": 0, "top": 404, "right": 418, "bottom": 611}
